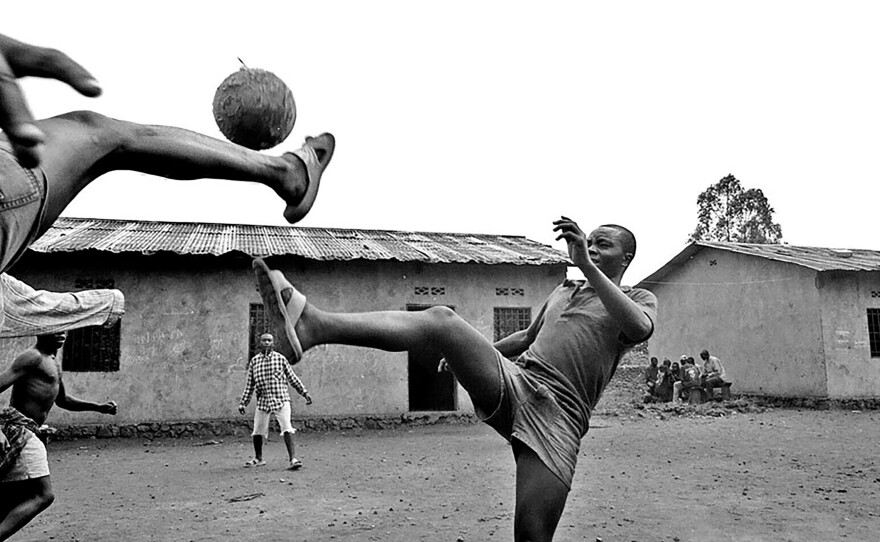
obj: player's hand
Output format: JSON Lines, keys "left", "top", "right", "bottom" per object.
{"left": 552, "top": 216, "right": 592, "bottom": 270}
{"left": 437, "top": 358, "right": 450, "bottom": 373}
{"left": 102, "top": 400, "right": 118, "bottom": 415}
{"left": 304, "top": 393, "right": 313, "bottom": 406}
{"left": 238, "top": 405, "right": 246, "bottom": 415}
{"left": 0, "top": 33, "right": 102, "bottom": 168}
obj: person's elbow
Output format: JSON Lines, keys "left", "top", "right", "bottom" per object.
{"left": 624, "top": 315, "right": 653, "bottom": 343}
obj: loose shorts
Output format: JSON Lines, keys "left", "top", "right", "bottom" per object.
{"left": 0, "top": 141, "right": 124, "bottom": 335}
{"left": 478, "top": 351, "right": 582, "bottom": 490}
{"left": 0, "top": 429, "right": 50, "bottom": 482}
{"left": 253, "top": 401, "right": 296, "bottom": 437}
{"left": 0, "top": 140, "right": 47, "bottom": 274}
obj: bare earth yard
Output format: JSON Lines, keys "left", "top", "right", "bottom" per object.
{"left": 12, "top": 405, "right": 880, "bottom": 542}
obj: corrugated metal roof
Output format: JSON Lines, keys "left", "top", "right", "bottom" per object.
{"left": 638, "top": 241, "right": 880, "bottom": 287}
{"left": 29, "top": 217, "right": 570, "bottom": 266}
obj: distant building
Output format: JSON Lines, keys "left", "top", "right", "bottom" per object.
{"left": 638, "top": 242, "right": 880, "bottom": 399}
{"left": 0, "top": 218, "right": 569, "bottom": 425}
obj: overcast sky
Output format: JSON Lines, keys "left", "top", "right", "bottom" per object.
{"left": 7, "top": 1, "right": 880, "bottom": 283}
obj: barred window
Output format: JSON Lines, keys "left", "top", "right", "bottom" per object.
{"left": 63, "top": 320, "right": 121, "bottom": 372}
{"left": 248, "top": 303, "right": 272, "bottom": 361}
{"left": 868, "top": 309, "right": 880, "bottom": 358}
{"left": 493, "top": 307, "right": 531, "bottom": 342}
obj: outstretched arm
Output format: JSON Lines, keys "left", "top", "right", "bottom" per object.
{"left": 553, "top": 216, "right": 653, "bottom": 342}
{"left": 0, "top": 33, "right": 102, "bottom": 168}
{"left": 284, "top": 362, "right": 312, "bottom": 405}
{"left": 54, "top": 380, "right": 117, "bottom": 414}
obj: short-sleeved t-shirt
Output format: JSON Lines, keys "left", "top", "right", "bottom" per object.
{"left": 516, "top": 280, "right": 658, "bottom": 435}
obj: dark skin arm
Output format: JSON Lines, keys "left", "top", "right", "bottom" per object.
{"left": 0, "top": 33, "right": 102, "bottom": 168}
{"left": 54, "top": 380, "right": 117, "bottom": 415}
{"left": 553, "top": 216, "right": 653, "bottom": 342}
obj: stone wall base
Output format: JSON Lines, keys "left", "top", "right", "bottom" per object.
{"left": 47, "top": 412, "right": 478, "bottom": 442}
{"left": 744, "top": 395, "right": 880, "bottom": 410}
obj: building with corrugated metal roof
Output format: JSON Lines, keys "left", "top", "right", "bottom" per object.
{"left": 0, "top": 217, "right": 570, "bottom": 426}
{"left": 637, "top": 242, "right": 880, "bottom": 399}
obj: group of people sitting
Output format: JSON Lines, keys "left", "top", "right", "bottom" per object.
{"left": 642, "top": 349, "right": 731, "bottom": 403}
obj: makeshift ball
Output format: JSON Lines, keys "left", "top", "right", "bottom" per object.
{"left": 212, "top": 67, "right": 296, "bottom": 150}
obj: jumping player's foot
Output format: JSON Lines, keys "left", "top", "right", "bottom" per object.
{"left": 253, "top": 258, "right": 307, "bottom": 363}
{"left": 277, "top": 133, "right": 335, "bottom": 224}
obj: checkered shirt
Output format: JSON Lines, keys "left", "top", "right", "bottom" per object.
{"left": 239, "top": 350, "right": 308, "bottom": 412}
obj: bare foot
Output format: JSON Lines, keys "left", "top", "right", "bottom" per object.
{"left": 277, "top": 133, "right": 336, "bottom": 224}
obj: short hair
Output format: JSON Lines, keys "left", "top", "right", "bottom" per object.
{"left": 650, "top": 356, "right": 658, "bottom": 362}
{"left": 700, "top": 349, "right": 709, "bottom": 357}
{"left": 599, "top": 224, "right": 637, "bottom": 259}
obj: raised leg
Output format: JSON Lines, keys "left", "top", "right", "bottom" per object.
{"left": 297, "top": 304, "right": 503, "bottom": 415}
{"left": 25, "top": 111, "right": 334, "bottom": 234}
{"left": 0, "top": 477, "right": 54, "bottom": 541}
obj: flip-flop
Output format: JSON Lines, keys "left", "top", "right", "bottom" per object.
{"left": 252, "top": 258, "right": 306, "bottom": 363}
{"left": 283, "top": 133, "right": 336, "bottom": 224}
{"left": 244, "top": 458, "right": 266, "bottom": 468}
{"left": 288, "top": 458, "right": 303, "bottom": 471}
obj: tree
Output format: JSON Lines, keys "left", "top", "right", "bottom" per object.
{"left": 689, "top": 174, "right": 783, "bottom": 244}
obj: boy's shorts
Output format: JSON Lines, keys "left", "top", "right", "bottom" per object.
{"left": 252, "top": 401, "right": 296, "bottom": 437}
{"left": 477, "top": 351, "right": 582, "bottom": 490}
{"left": 0, "top": 429, "right": 50, "bottom": 482}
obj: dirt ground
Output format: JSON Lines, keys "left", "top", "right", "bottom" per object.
{"left": 11, "top": 403, "right": 880, "bottom": 542}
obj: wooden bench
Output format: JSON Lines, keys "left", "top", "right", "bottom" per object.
{"left": 686, "top": 382, "right": 733, "bottom": 404}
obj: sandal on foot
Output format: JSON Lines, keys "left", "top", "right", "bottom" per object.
{"left": 288, "top": 458, "right": 303, "bottom": 470}
{"left": 244, "top": 458, "right": 266, "bottom": 468}
{"left": 283, "top": 133, "right": 336, "bottom": 224}
{"left": 253, "top": 258, "right": 306, "bottom": 363}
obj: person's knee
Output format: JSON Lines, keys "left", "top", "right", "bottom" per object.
{"left": 423, "top": 305, "right": 462, "bottom": 330}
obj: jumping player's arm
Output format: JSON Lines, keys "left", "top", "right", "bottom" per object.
{"left": 0, "top": 33, "right": 102, "bottom": 168}
{"left": 55, "top": 380, "right": 117, "bottom": 415}
{"left": 553, "top": 217, "right": 654, "bottom": 343}
{"left": 493, "top": 296, "right": 548, "bottom": 358}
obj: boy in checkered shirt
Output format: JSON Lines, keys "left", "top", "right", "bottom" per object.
{"left": 238, "top": 333, "right": 312, "bottom": 470}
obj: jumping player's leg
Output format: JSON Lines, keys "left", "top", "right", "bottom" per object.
{"left": 295, "top": 303, "right": 503, "bottom": 415}
{"left": 0, "top": 477, "right": 54, "bottom": 541}
{"left": 28, "top": 110, "right": 334, "bottom": 234}
{"left": 512, "top": 442, "right": 569, "bottom": 542}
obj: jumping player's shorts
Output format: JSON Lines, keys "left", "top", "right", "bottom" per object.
{"left": 0, "top": 139, "right": 47, "bottom": 274}
{"left": 253, "top": 401, "right": 296, "bottom": 437}
{"left": 0, "top": 140, "right": 124, "bottom": 336}
{"left": 0, "top": 429, "right": 50, "bottom": 482}
{"left": 478, "top": 352, "right": 582, "bottom": 490}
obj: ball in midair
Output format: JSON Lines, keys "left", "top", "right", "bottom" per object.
{"left": 212, "top": 66, "right": 296, "bottom": 150}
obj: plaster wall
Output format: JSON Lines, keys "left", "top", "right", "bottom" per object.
{"left": 817, "top": 271, "right": 880, "bottom": 398}
{"left": 0, "top": 252, "right": 564, "bottom": 424}
{"left": 644, "top": 248, "right": 826, "bottom": 396}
